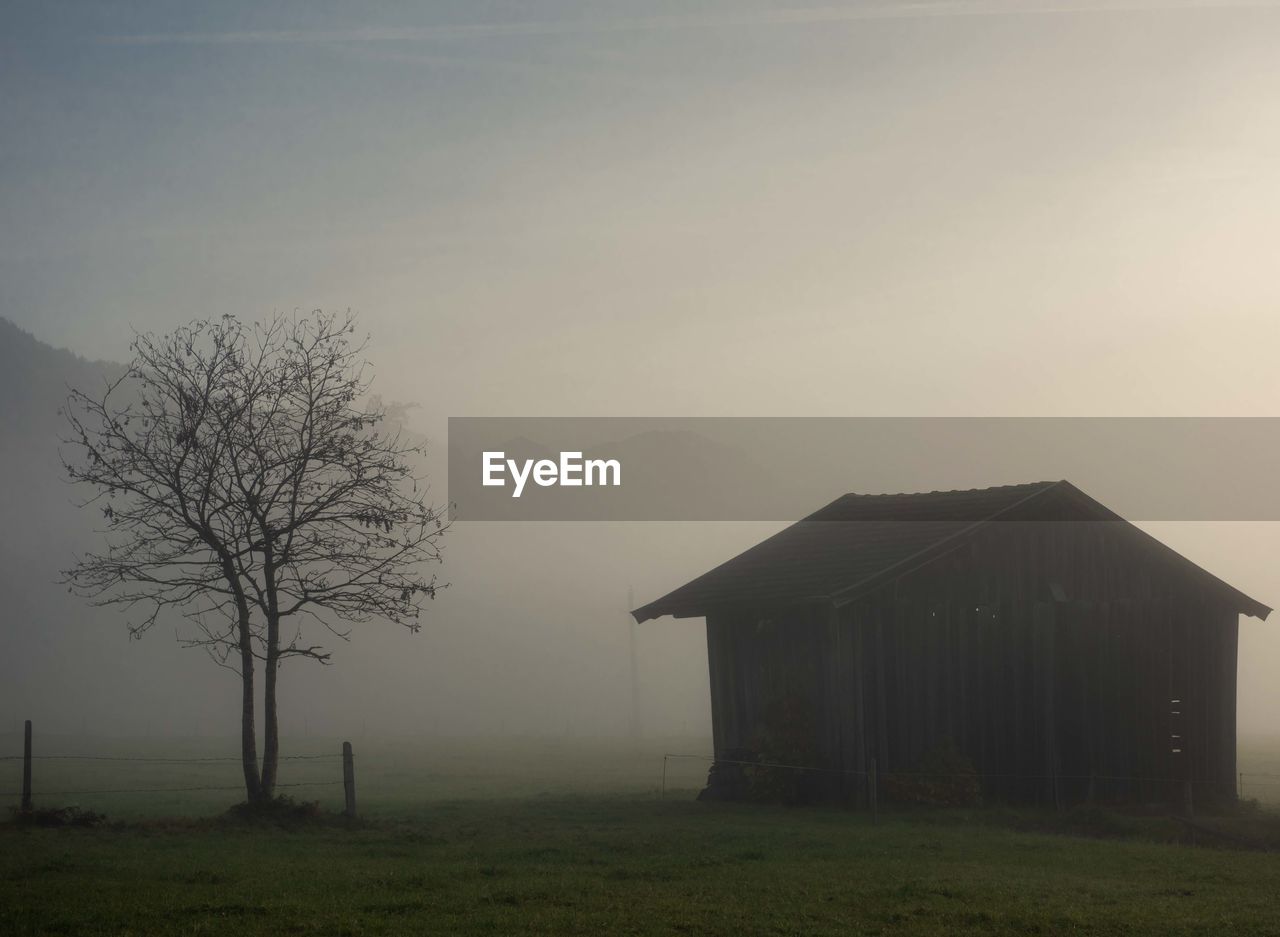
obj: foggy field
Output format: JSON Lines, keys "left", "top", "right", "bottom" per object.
{"left": 8, "top": 734, "right": 1280, "bottom": 817}
{"left": 5, "top": 736, "right": 1280, "bottom": 935}
{"left": 1, "top": 735, "right": 714, "bottom": 818}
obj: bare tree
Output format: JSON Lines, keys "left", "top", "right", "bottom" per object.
{"left": 61, "top": 311, "right": 446, "bottom": 803}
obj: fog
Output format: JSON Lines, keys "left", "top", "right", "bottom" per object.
{"left": 3, "top": 1, "right": 1280, "bottom": 750}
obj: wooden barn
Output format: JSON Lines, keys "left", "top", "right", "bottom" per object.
{"left": 632, "top": 481, "right": 1270, "bottom": 807}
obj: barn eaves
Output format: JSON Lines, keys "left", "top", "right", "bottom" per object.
{"left": 632, "top": 480, "right": 1271, "bottom": 623}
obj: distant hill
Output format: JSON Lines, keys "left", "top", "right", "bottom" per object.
{"left": 0, "top": 316, "right": 124, "bottom": 508}
{"left": 0, "top": 319, "right": 161, "bottom": 735}
{"left": 0, "top": 317, "right": 125, "bottom": 439}
{"left": 0, "top": 318, "right": 125, "bottom": 553}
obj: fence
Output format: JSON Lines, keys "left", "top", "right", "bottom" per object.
{"left": 660, "top": 752, "right": 1280, "bottom": 817}
{"left": 5, "top": 720, "right": 359, "bottom": 818}
{"left": 9, "top": 720, "right": 1280, "bottom": 821}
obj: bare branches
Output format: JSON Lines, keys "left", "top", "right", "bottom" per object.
{"left": 61, "top": 310, "right": 449, "bottom": 667}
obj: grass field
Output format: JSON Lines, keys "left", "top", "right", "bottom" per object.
{"left": 4, "top": 735, "right": 1280, "bottom": 935}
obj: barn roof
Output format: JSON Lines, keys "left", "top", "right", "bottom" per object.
{"left": 631, "top": 480, "right": 1271, "bottom": 622}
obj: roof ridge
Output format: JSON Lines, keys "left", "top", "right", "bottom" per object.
{"left": 838, "top": 481, "right": 1060, "bottom": 499}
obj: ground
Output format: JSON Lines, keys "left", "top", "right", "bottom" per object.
{"left": 3, "top": 736, "right": 1280, "bottom": 935}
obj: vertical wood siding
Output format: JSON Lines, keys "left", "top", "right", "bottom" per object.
{"left": 704, "top": 520, "right": 1242, "bottom": 806}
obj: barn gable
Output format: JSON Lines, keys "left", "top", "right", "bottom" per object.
{"left": 632, "top": 480, "right": 1270, "bottom": 623}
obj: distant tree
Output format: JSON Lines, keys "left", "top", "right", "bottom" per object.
{"left": 61, "top": 311, "right": 446, "bottom": 803}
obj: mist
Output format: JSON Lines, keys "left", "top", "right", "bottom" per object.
{"left": 3, "top": 0, "right": 1280, "bottom": 753}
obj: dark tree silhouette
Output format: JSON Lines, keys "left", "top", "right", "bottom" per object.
{"left": 61, "top": 311, "right": 446, "bottom": 803}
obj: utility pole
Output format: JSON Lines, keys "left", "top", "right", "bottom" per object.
{"left": 628, "top": 587, "right": 640, "bottom": 741}
{"left": 22, "top": 720, "right": 32, "bottom": 813}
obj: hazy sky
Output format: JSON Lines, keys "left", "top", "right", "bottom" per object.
{"left": 4, "top": 1, "right": 1280, "bottom": 737}
{"left": 6, "top": 0, "right": 1280, "bottom": 415}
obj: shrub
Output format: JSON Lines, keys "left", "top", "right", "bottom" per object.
{"left": 224, "top": 795, "right": 323, "bottom": 825}
{"left": 10, "top": 805, "right": 107, "bottom": 828}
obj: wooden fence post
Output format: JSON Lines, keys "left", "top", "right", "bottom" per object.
{"left": 869, "top": 758, "right": 878, "bottom": 825}
{"left": 21, "top": 720, "right": 32, "bottom": 813}
{"left": 342, "top": 741, "right": 356, "bottom": 819}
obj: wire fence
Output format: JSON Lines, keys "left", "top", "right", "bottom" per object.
{"left": 659, "top": 753, "right": 1280, "bottom": 804}
{"left": 8, "top": 736, "right": 1280, "bottom": 811}
{"left": 3, "top": 732, "right": 715, "bottom": 812}
{"left": 0, "top": 753, "right": 339, "bottom": 763}
{"left": 3, "top": 782, "right": 343, "bottom": 797}
{"left": 4, "top": 736, "right": 348, "bottom": 805}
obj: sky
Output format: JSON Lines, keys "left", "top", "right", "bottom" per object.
{"left": 5, "top": 0, "right": 1280, "bottom": 416}
{"left": 3, "top": 0, "right": 1280, "bottom": 739}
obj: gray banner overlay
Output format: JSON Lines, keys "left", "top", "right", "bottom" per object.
{"left": 447, "top": 417, "right": 1280, "bottom": 521}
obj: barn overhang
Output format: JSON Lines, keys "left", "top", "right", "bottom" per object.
{"left": 632, "top": 480, "right": 1271, "bottom": 623}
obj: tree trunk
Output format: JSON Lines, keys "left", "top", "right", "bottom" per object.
{"left": 260, "top": 547, "right": 281, "bottom": 800}
{"left": 239, "top": 613, "right": 263, "bottom": 803}
{"left": 225, "top": 555, "right": 262, "bottom": 804}
{"left": 261, "top": 635, "right": 280, "bottom": 799}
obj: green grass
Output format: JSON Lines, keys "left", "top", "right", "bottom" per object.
{"left": 4, "top": 736, "right": 1280, "bottom": 935}
{"left": 5, "top": 796, "right": 1280, "bottom": 936}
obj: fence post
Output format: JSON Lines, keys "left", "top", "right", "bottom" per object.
{"left": 1181, "top": 778, "right": 1193, "bottom": 818}
{"left": 869, "top": 758, "right": 878, "bottom": 825}
{"left": 342, "top": 741, "right": 356, "bottom": 819}
{"left": 661, "top": 755, "right": 667, "bottom": 800}
{"left": 21, "top": 720, "right": 32, "bottom": 813}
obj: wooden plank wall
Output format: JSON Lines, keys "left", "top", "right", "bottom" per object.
{"left": 704, "top": 518, "right": 1243, "bottom": 807}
